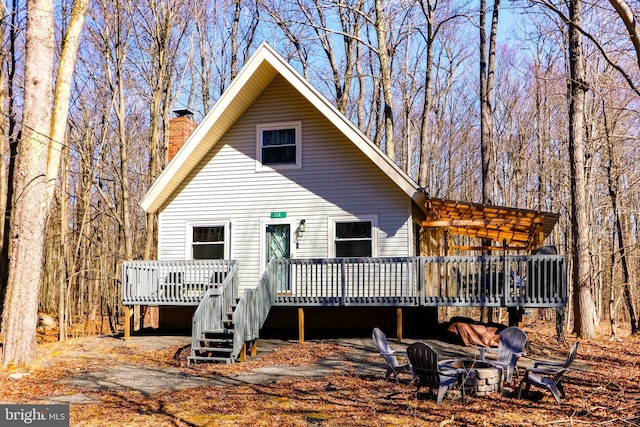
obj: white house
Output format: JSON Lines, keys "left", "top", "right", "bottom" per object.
{"left": 141, "top": 42, "right": 427, "bottom": 290}
{"left": 123, "top": 43, "right": 566, "bottom": 362}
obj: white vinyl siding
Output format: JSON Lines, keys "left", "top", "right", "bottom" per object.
{"left": 157, "top": 75, "right": 412, "bottom": 291}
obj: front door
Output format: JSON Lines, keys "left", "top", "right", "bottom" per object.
{"left": 265, "top": 223, "right": 291, "bottom": 292}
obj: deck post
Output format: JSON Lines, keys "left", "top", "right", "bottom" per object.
{"left": 396, "top": 308, "right": 403, "bottom": 341}
{"left": 240, "top": 343, "right": 247, "bottom": 362}
{"left": 508, "top": 307, "right": 524, "bottom": 328}
{"left": 124, "top": 305, "right": 132, "bottom": 341}
{"left": 298, "top": 307, "right": 305, "bottom": 344}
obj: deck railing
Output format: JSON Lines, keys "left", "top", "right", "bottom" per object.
{"left": 191, "top": 262, "right": 239, "bottom": 353}
{"left": 122, "top": 259, "right": 237, "bottom": 305}
{"left": 270, "top": 255, "right": 567, "bottom": 308}
{"left": 231, "top": 261, "right": 278, "bottom": 359}
{"left": 122, "top": 255, "right": 567, "bottom": 308}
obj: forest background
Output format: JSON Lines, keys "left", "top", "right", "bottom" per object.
{"left": 1, "top": 0, "right": 640, "bottom": 367}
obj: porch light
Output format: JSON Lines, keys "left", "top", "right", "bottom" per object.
{"left": 296, "top": 219, "right": 306, "bottom": 248}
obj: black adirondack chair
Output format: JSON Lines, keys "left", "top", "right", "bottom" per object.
{"left": 406, "top": 342, "right": 462, "bottom": 404}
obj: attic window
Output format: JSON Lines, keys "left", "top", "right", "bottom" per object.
{"left": 256, "top": 121, "right": 302, "bottom": 170}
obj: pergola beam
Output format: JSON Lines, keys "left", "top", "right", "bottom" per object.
{"left": 451, "top": 245, "right": 529, "bottom": 251}
{"left": 422, "top": 218, "right": 543, "bottom": 228}
{"left": 421, "top": 196, "right": 560, "bottom": 253}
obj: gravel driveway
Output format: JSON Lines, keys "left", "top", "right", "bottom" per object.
{"left": 37, "top": 333, "right": 477, "bottom": 404}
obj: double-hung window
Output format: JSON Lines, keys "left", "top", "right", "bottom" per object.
{"left": 191, "top": 225, "right": 226, "bottom": 259}
{"left": 256, "top": 121, "right": 302, "bottom": 170}
{"left": 332, "top": 217, "right": 376, "bottom": 257}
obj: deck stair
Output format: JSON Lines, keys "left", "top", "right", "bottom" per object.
{"left": 188, "top": 299, "right": 239, "bottom": 364}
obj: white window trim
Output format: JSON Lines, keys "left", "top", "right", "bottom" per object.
{"left": 185, "top": 220, "right": 231, "bottom": 259}
{"left": 255, "top": 121, "right": 302, "bottom": 171}
{"left": 328, "top": 215, "right": 378, "bottom": 258}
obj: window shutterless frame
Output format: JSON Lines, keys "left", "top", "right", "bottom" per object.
{"left": 256, "top": 121, "right": 302, "bottom": 171}
{"left": 329, "top": 215, "right": 378, "bottom": 258}
{"left": 185, "top": 221, "right": 230, "bottom": 259}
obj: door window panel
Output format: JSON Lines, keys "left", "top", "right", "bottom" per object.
{"left": 266, "top": 224, "right": 290, "bottom": 262}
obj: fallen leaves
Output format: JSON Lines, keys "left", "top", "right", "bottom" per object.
{"left": 0, "top": 321, "right": 639, "bottom": 426}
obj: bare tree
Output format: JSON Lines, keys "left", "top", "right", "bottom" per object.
{"left": 374, "top": 0, "right": 395, "bottom": 159}
{"left": 479, "top": 0, "right": 500, "bottom": 206}
{"left": 602, "top": 101, "right": 638, "bottom": 335}
{"left": 417, "top": 0, "right": 439, "bottom": 187}
{"left": 0, "top": 1, "right": 9, "bottom": 305}
{"left": 0, "top": 0, "right": 22, "bottom": 312}
{"left": 608, "top": 0, "right": 640, "bottom": 70}
{"left": 478, "top": 0, "right": 500, "bottom": 324}
{"left": 415, "top": 0, "right": 467, "bottom": 187}
{"left": 2, "top": 0, "right": 57, "bottom": 365}
{"left": 567, "top": 0, "right": 597, "bottom": 339}
{"left": 2, "top": 0, "right": 88, "bottom": 365}
{"left": 294, "top": 0, "right": 363, "bottom": 114}
{"left": 132, "top": 0, "right": 189, "bottom": 261}
{"left": 45, "top": 0, "right": 89, "bottom": 203}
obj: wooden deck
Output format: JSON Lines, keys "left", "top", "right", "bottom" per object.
{"left": 122, "top": 256, "right": 567, "bottom": 308}
{"left": 122, "top": 256, "right": 566, "bottom": 363}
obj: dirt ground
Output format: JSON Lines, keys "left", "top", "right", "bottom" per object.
{"left": 15, "top": 333, "right": 484, "bottom": 399}
{"left": 0, "top": 320, "right": 639, "bottom": 426}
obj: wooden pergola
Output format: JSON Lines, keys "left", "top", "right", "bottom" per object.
{"left": 421, "top": 197, "right": 560, "bottom": 254}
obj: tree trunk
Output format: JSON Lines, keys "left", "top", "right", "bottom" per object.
{"left": 479, "top": 0, "right": 500, "bottom": 324}
{"left": 1, "top": 0, "right": 55, "bottom": 367}
{"left": 418, "top": 0, "right": 435, "bottom": 188}
{"left": 568, "top": 0, "right": 596, "bottom": 339}
{"left": 479, "top": 0, "right": 499, "bottom": 206}
{"left": 336, "top": 0, "right": 361, "bottom": 114}
{"left": 0, "top": 0, "right": 20, "bottom": 312}
{"left": 230, "top": 0, "right": 241, "bottom": 80}
{"left": 0, "top": 12, "right": 7, "bottom": 305}
{"left": 2, "top": 0, "right": 88, "bottom": 363}
{"left": 58, "top": 154, "right": 69, "bottom": 341}
{"left": 45, "top": 0, "right": 89, "bottom": 203}
{"left": 195, "top": 4, "right": 213, "bottom": 111}
{"left": 115, "top": 34, "right": 133, "bottom": 262}
{"left": 603, "top": 102, "right": 637, "bottom": 334}
{"left": 374, "top": 0, "right": 394, "bottom": 160}
{"left": 608, "top": 0, "right": 640, "bottom": 70}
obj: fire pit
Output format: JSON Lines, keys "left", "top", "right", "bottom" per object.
{"left": 439, "top": 359, "right": 503, "bottom": 397}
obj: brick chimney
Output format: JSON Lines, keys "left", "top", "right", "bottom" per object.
{"left": 168, "top": 109, "right": 197, "bottom": 163}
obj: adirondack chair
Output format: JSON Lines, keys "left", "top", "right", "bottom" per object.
{"left": 517, "top": 341, "right": 579, "bottom": 404}
{"left": 372, "top": 327, "right": 412, "bottom": 380}
{"left": 479, "top": 326, "right": 527, "bottom": 383}
{"left": 406, "top": 342, "right": 462, "bottom": 404}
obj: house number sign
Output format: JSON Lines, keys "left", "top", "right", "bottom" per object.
{"left": 270, "top": 212, "right": 287, "bottom": 218}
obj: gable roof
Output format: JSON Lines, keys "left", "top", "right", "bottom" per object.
{"left": 140, "top": 42, "right": 424, "bottom": 214}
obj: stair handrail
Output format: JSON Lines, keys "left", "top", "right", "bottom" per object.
{"left": 231, "top": 260, "right": 277, "bottom": 360}
{"left": 191, "top": 261, "right": 238, "bottom": 355}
